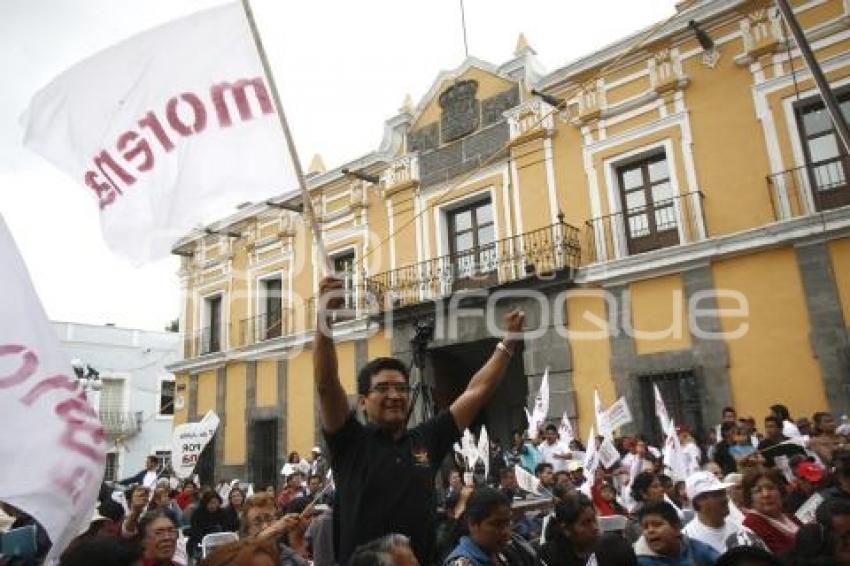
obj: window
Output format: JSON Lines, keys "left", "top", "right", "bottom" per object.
{"left": 159, "top": 379, "right": 175, "bottom": 416}
{"left": 99, "top": 378, "right": 125, "bottom": 415}
{"left": 795, "top": 93, "right": 850, "bottom": 210}
{"left": 333, "top": 251, "right": 356, "bottom": 310}
{"left": 203, "top": 294, "right": 222, "bottom": 353}
{"left": 639, "top": 370, "right": 704, "bottom": 446}
{"left": 154, "top": 450, "right": 172, "bottom": 472}
{"left": 104, "top": 453, "right": 119, "bottom": 482}
{"left": 448, "top": 199, "right": 497, "bottom": 284}
{"left": 261, "top": 277, "right": 283, "bottom": 340}
{"left": 617, "top": 154, "right": 679, "bottom": 255}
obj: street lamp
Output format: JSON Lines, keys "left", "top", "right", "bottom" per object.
{"left": 71, "top": 358, "right": 102, "bottom": 410}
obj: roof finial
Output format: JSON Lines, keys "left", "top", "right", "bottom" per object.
{"left": 514, "top": 32, "right": 535, "bottom": 56}
{"left": 400, "top": 93, "right": 414, "bottom": 114}
{"left": 308, "top": 153, "right": 326, "bottom": 175}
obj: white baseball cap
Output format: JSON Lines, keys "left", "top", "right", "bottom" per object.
{"left": 686, "top": 471, "right": 735, "bottom": 501}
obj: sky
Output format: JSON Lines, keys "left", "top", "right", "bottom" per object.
{"left": 0, "top": 0, "right": 678, "bottom": 331}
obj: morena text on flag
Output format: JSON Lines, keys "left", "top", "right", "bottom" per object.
{"left": 86, "top": 76, "right": 274, "bottom": 210}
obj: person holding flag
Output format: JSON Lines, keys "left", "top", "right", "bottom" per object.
{"left": 313, "top": 275, "right": 524, "bottom": 565}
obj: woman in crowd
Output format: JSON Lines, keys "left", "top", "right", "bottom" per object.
{"left": 741, "top": 468, "right": 800, "bottom": 556}
{"left": 188, "top": 491, "right": 232, "bottom": 560}
{"left": 136, "top": 508, "right": 180, "bottom": 566}
{"left": 222, "top": 486, "right": 245, "bottom": 533}
{"left": 443, "top": 487, "right": 513, "bottom": 565}
{"left": 149, "top": 486, "right": 186, "bottom": 528}
{"left": 625, "top": 472, "right": 666, "bottom": 543}
{"left": 174, "top": 480, "right": 198, "bottom": 510}
{"left": 540, "top": 493, "right": 600, "bottom": 566}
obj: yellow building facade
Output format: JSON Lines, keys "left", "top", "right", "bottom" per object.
{"left": 168, "top": 0, "right": 850, "bottom": 486}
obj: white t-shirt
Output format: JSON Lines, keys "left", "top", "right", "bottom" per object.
{"left": 682, "top": 442, "right": 702, "bottom": 476}
{"left": 538, "top": 441, "right": 570, "bottom": 472}
{"left": 142, "top": 470, "right": 159, "bottom": 489}
{"left": 682, "top": 517, "right": 766, "bottom": 554}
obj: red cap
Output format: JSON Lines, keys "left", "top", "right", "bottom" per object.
{"left": 795, "top": 461, "right": 824, "bottom": 483}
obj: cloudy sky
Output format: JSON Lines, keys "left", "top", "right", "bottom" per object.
{"left": 0, "top": 0, "right": 677, "bottom": 331}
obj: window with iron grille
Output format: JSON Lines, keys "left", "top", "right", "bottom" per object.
{"left": 99, "top": 378, "right": 125, "bottom": 414}
{"left": 104, "top": 452, "right": 119, "bottom": 482}
{"left": 638, "top": 370, "right": 704, "bottom": 445}
{"left": 448, "top": 199, "right": 496, "bottom": 281}
{"left": 159, "top": 379, "right": 175, "bottom": 416}
{"left": 261, "top": 277, "right": 283, "bottom": 339}
{"left": 203, "top": 295, "right": 222, "bottom": 353}
{"left": 333, "top": 251, "right": 356, "bottom": 309}
{"left": 794, "top": 92, "right": 850, "bottom": 210}
{"left": 617, "top": 153, "right": 679, "bottom": 255}
{"left": 154, "top": 450, "right": 172, "bottom": 472}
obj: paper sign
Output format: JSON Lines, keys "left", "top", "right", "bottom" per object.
{"left": 171, "top": 410, "right": 219, "bottom": 479}
{"left": 795, "top": 492, "right": 824, "bottom": 524}
{"left": 603, "top": 396, "right": 633, "bottom": 431}
{"left": 597, "top": 438, "right": 621, "bottom": 469}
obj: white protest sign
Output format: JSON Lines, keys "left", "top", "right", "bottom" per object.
{"left": 0, "top": 214, "right": 107, "bottom": 562}
{"left": 23, "top": 3, "right": 298, "bottom": 263}
{"left": 478, "top": 426, "right": 490, "bottom": 480}
{"left": 795, "top": 492, "right": 824, "bottom": 524}
{"left": 514, "top": 464, "right": 542, "bottom": 495}
{"left": 594, "top": 390, "right": 610, "bottom": 439}
{"left": 171, "top": 410, "right": 219, "bottom": 479}
{"left": 558, "top": 411, "right": 574, "bottom": 446}
{"left": 602, "top": 396, "right": 633, "bottom": 432}
{"left": 597, "top": 438, "right": 621, "bottom": 470}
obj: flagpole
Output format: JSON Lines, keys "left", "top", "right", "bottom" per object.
{"left": 240, "top": 0, "right": 331, "bottom": 274}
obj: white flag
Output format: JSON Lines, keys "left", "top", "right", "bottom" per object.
{"left": 478, "top": 426, "right": 490, "bottom": 480}
{"left": 558, "top": 411, "right": 574, "bottom": 446}
{"left": 597, "top": 437, "right": 621, "bottom": 470}
{"left": 22, "top": 2, "right": 297, "bottom": 263}
{"left": 594, "top": 390, "right": 610, "bottom": 439}
{"left": 171, "top": 410, "right": 220, "bottom": 479}
{"left": 534, "top": 368, "right": 550, "bottom": 420}
{"left": 663, "top": 420, "right": 688, "bottom": 482}
{"left": 583, "top": 425, "right": 598, "bottom": 476}
{"left": 0, "top": 215, "right": 106, "bottom": 561}
{"left": 654, "top": 384, "right": 672, "bottom": 435}
{"left": 602, "top": 396, "right": 633, "bottom": 432}
{"left": 514, "top": 464, "right": 542, "bottom": 495}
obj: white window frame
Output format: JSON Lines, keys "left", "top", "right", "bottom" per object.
{"left": 602, "top": 140, "right": 686, "bottom": 259}
{"left": 199, "top": 289, "right": 226, "bottom": 354}
{"left": 255, "top": 270, "right": 285, "bottom": 341}
{"left": 156, "top": 376, "right": 176, "bottom": 420}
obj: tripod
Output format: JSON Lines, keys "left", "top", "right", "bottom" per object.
{"left": 406, "top": 317, "right": 436, "bottom": 426}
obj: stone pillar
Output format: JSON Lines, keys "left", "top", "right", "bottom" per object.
{"left": 796, "top": 242, "right": 850, "bottom": 416}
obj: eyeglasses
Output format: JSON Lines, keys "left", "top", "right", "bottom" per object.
{"left": 369, "top": 382, "right": 411, "bottom": 395}
{"left": 151, "top": 527, "right": 178, "bottom": 539}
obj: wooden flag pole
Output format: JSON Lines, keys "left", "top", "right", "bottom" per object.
{"left": 240, "top": 0, "right": 331, "bottom": 275}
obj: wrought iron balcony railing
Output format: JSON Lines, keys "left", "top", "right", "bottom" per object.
{"left": 239, "top": 311, "right": 289, "bottom": 346}
{"left": 99, "top": 410, "right": 142, "bottom": 436}
{"left": 767, "top": 157, "right": 850, "bottom": 221}
{"left": 585, "top": 191, "right": 707, "bottom": 263}
{"left": 192, "top": 325, "right": 222, "bottom": 356}
{"left": 365, "top": 219, "right": 580, "bottom": 310}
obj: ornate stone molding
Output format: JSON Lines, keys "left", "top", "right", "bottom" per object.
{"left": 574, "top": 80, "right": 606, "bottom": 125}
{"left": 382, "top": 154, "right": 420, "bottom": 197}
{"left": 649, "top": 48, "right": 689, "bottom": 95}
{"left": 736, "top": 8, "right": 786, "bottom": 65}
{"left": 503, "top": 97, "right": 555, "bottom": 146}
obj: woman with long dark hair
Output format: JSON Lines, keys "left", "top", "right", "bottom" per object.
{"left": 541, "top": 494, "right": 599, "bottom": 566}
{"left": 188, "top": 491, "right": 232, "bottom": 560}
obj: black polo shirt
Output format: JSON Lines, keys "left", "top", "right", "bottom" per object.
{"left": 325, "top": 409, "right": 460, "bottom": 565}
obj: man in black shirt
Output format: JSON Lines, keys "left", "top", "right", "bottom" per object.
{"left": 314, "top": 276, "right": 524, "bottom": 565}
{"left": 757, "top": 415, "right": 805, "bottom": 468}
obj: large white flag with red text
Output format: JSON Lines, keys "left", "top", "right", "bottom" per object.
{"left": 22, "top": 2, "right": 297, "bottom": 263}
{"left": 0, "top": 215, "right": 106, "bottom": 561}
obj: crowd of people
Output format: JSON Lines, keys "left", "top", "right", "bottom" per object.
{"left": 2, "top": 283, "right": 850, "bottom": 566}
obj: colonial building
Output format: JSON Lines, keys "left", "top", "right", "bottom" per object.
{"left": 167, "top": 0, "right": 850, "bottom": 485}
{"left": 54, "top": 321, "right": 181, "bottom": 482}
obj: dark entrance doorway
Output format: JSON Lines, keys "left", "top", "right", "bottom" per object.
{"left": 252, "top": 419, "right": 279, "bottom": 489}
{"left": 638, "top": 370, "right": 704, "bottom": 445}
{"left": 428, "top": 338, "right": 527, "bottom": 448}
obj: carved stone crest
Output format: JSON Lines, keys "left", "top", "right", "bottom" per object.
{"left": 440, "top": 80, "right": 479, "bottom": 143}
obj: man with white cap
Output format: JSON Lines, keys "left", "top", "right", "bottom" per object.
{"left": 309, "top": 446, "right": 327, "bottom": 477}
{"left": 681, "top": 471, "right": 767, "bottom": 554}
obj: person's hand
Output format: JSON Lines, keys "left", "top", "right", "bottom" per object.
{"left": 502, "top": 309, "right": 525, "bottom": 351}
{"left": 261, "top": 513, "right": 300, "bottom": 539}
{"left": 130, "top": 488, "right": 148, "bottom": 514}
{"left": 459, "top": 485, "right": 474, "bottom": 502}
{"left": 317, "top": 276, "right": 345, "bottom": 316}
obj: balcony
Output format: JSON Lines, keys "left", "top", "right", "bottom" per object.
{"left": 193, "top": 326, "right": 221, "bottom": 356}
{"left": 365, "top": 220, "right": 580, "bottom": 310}
{"left": 767, "top": 158, "right": 850, "bottom": 221}
{"left": 239, "top": 311, "right": 289, "bottom": 346}
{"left": 585, "top": 191, "right": 706, "bottom": 263}
{"left": 99, "top": 410, "right": 142, "bottom": 436}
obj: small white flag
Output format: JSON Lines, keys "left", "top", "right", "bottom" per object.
{"left": 171, "top": 410, "right": 220, "bottom": 479}
{"left": 558, "top": 411, "right": 574, "bottom": 446}
{"left": 663, "top": 420, "right": 688, "bottom": 482}
{"left": 597, "top": 438, "right": 621, "bottom": 470}
{"left": 583, "top": 425, "right": 599, "bottom": 476}
{"left": 594, "top": 390, "right": 610, "bottom": 439}
{"left": 514, "top": 464, "right": 542, "bottom": 495}
{"left": 0, "top": 214, "right": 107, "bottom": 561}
{"left": 654, "top": 384, "right": 673, "bottom": 435}
{"left": 478, "top": 426, "right": 490, "bottom": 480}
{"left": 602, "top": 396, "right": 633, "bottom": 432}
{"left": 22, "top": 3, "right": 298, "bottom": 263}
